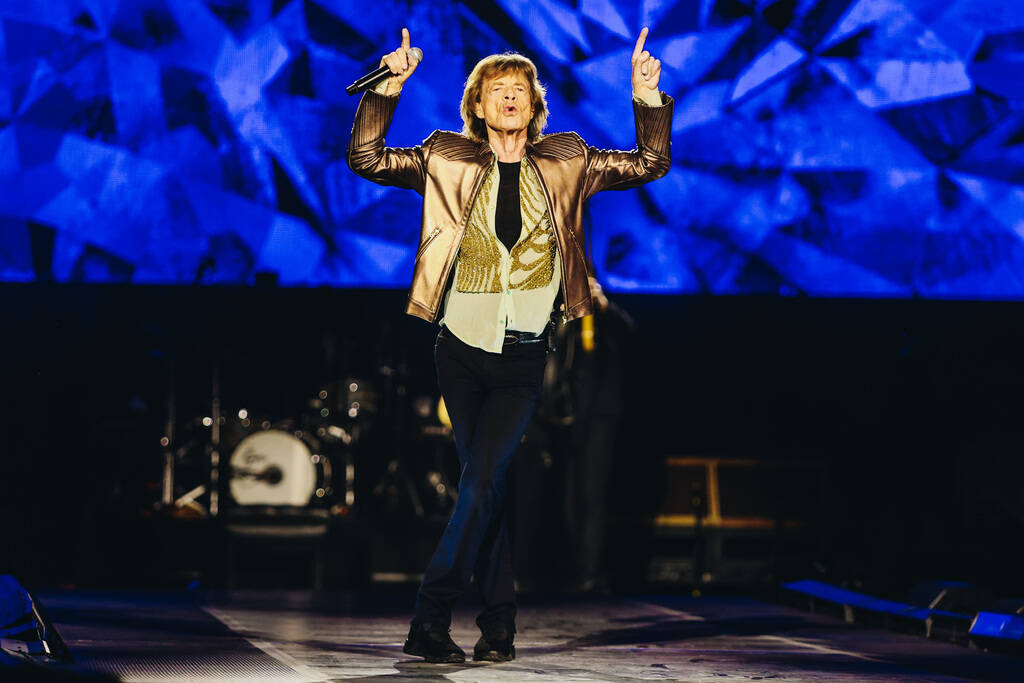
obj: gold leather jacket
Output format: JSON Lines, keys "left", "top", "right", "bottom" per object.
{"left": 347, "top": 90, "right": 674, "bottom": 323}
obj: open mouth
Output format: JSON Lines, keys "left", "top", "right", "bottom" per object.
{"left": 504, "top": 106, "right": 518, "bottom": 114}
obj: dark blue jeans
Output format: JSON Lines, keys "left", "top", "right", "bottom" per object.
{"left": 413, "top": 326, "right": 547, "bottom": 632}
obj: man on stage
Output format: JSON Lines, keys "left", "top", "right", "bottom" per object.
{"left": 347, "top": 26, "right": 673, "bottom": 663}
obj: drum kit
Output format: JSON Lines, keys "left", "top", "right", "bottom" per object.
{"left": 158, "top": 364, "right": 459, "bottom": 524}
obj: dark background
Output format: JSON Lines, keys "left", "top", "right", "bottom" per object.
{"left": 4, "top": 285, "right": 1023, "bottom": 598}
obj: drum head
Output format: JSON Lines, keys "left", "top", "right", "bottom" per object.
{"left": 229, "top": 431, "right": 316, "bottom": 506}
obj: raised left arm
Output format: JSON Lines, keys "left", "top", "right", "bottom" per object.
{"left": 583, "top": 28, "right": 673, "bottom": 198}
{"left": 631, "top": 27, "right": 662, "bottom": 107}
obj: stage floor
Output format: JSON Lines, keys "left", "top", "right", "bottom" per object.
{"left": 35, "top": 589, "right": 1023, "bottom": 681}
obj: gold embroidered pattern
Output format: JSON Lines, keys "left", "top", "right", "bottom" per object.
{"left": 455, "top": 165, "right": 503, "bottom": 293}
{"left": 510, "top": 162, "right": 556, "bottom": 291}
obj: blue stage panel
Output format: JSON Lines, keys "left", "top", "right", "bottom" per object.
{"left": 1, "top": 0, "right": 1023, "bottom": 297}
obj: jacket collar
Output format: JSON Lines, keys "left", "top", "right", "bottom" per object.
{"left": 474, "top": 137, "right": 537, "bottom": 160}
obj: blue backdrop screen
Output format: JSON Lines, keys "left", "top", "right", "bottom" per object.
{"left": 1, "top": 0, "right": 1023, "bottom": 296}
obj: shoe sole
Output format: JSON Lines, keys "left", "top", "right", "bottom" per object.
{"left": 403, "top": 643, "right": 466, "bottom": 664}
{"left": 473, "top": 647, "right": 515, "bottom": 662}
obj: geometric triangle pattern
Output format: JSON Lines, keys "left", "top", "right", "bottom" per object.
{"left": 2, "top": 0, "right": 1024, "bottom": 297}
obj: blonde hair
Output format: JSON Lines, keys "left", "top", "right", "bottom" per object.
{"left": 461, "top": 53, "right": 549, "bottom": 143}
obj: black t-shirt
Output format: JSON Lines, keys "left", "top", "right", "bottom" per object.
{"left": 496, "top": 161, "right": 522, "bottom": 253}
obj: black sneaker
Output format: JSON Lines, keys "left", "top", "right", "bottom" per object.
{"left": 473, "top": 623, "right": 515, "bottom": 662}
{"left": 402, "top": 622, "right": 466, "bottom": 663}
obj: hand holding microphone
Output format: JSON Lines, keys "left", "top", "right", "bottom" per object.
{"left": 347, "top": 28, "right": 422, "bottom": 96}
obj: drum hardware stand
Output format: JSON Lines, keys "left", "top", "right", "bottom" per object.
{"left": 160, "top": 354, "right": 176, "bottom": 506}
{"left": 322, "top": 333, "right": 359, "bottom": 510}
{"left": 173, "top": 484, "right": 208, "bottom": 508}
{"left": 208, "top": 366, "right": 221, "bottom": 517}
{"left": 157, "top": 351, "right": 207, "bottom": 514}
{"left": 316, "top": 420, "right": 357, "bottom": 508}
{"left": 373, "top": 458, "right": 426, "bottom": 518}
{"left": 368, "top": 363, "right": 432, "bottom": 518}
{"left": 158, "top": 364, "right": 224, "bottom": 517}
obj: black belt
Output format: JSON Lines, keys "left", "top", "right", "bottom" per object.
{"left": 503, "top": 329, "right": 545, "bottom": 346}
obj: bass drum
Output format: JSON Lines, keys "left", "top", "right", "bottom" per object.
{"left": 228, "top": 430, "right": 331, "bottom": 507}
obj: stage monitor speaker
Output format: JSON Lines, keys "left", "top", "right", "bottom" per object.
{"left": 0, "top": 575, "right": 71, "bottom": 662}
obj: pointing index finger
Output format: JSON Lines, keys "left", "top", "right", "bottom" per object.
{"left": 401, "top": 27, "right": 410, "bottom": 51}
{"left": 632, "top": 27, "right": 649, "bottom": 63}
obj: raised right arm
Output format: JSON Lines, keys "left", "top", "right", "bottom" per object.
{"left": 346, "top": 27, "right": 429, "bottom": 194}
{"left": 346, "top": 90, "right": 431, "bottom": 195}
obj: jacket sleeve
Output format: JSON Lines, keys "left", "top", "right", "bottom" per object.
{"left": 582, "top": 93, "right": 674, "bottom": 199}
{"left": 347, "top": 90, "right": 433, "bottom": 195}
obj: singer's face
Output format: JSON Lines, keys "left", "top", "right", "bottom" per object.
{"left": 474, "top": 71, "right": 534, "bottom": 136}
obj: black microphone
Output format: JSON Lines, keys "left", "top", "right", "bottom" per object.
{"left": 347, "top": 47, "right": 423, "bottom": 96}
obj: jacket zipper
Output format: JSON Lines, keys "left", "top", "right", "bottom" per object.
{"left": 415, "top": 225, "right": 442, "bottom": 259}
{"left": 526, "top": 155, "right": 572, "bottom": 323}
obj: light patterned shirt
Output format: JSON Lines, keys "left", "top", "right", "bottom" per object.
{"left": 439, "top": 156, "right": 561, "bottom": 353}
